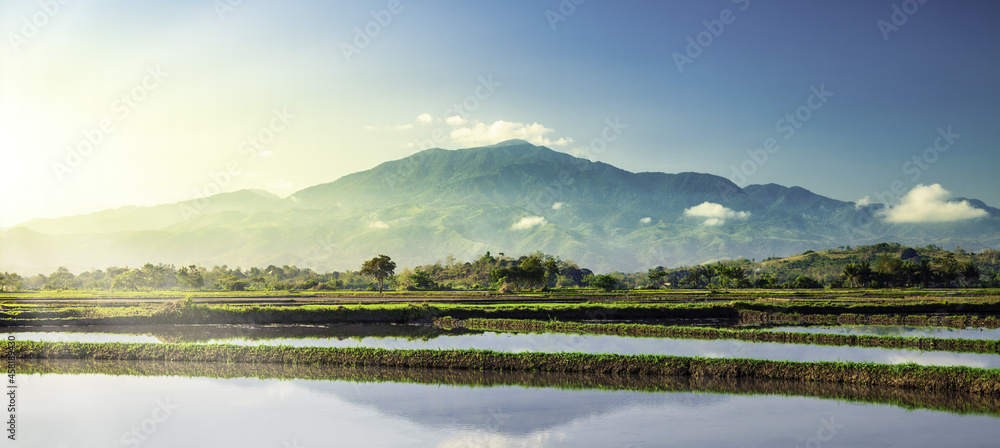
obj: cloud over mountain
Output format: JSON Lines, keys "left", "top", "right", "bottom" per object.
{"left": 683, "top": 202, "right": 750, "bottom": 226}
{"left": 3, "top": 141, "right": 997, "bottom": 274}
{"left": 879, "top": 184, "right": 987, "bottom": 223}
{"left": 511, "top": 216, "right": 546, "bottom": 230}
{"left": 449, "top": 120, "right": 572, "bottom": 148}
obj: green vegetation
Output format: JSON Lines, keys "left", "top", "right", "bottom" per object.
{"left": 360, "top": 254, "right": 396, "bottom": 293}
{"left": 6, "top": 243, "right": 1000, "bottom": 294}
{"left": 436, "top": 318, "right": 1000, "bottom": 355}
{"left": 5, "top": 341, "right": 999, "bottom": 395}
{"left": 739, "top": 310, "right": 1000, "bottom": 328}
{"left": 16, "top": 359, "right": 1000, "bottom": 416}
{"left": 3, "top": 296, "right": 1000, "bottom": 326}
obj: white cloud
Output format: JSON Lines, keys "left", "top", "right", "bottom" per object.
{"left": 449, "top": 120, "right": 573, "bottom": 148}
{"left": 551, "top": 202, "right": 564, "bottom": 210}
{"left": 370, "top": 220, "right": 389, "bottom": 229}
{"left": 855, "top": 195, "right": 872, "bottom": 209}
{"left": 640, "top": 217, "right": 652, "bottom": 224}
{"left": 416, "top": 113, "right": 433, "bottom": 124}
{"left": 258, "top": 150, "right": 273, "bottom": 157}
{"left": 511, "top": 215, "right": 546, "bottom": 230}
{"left": 879, "top": 184, "right": 987, "bottom": 223}
{"left": 683, "top": 202, "right": 750, "bottom": 226}
{"left": 445, "top": 115, "right": 467, "bottom": 126}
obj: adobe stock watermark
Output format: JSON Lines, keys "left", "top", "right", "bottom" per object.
{"left": 179, "top": 108, "right": 294, "bottom": 220}
{"left": 545, "top": 0, "right": 586, "bottom": 31}
{"left": 213, "top": 0, "right": 245, "bottom": 21}
{"left": 796, "top": 415, "right": 844, "bottom": 448}
{"left": 672, "top": 0, "right": 751, "bottom": 74}
{"left": 458, "top": 407, "right": 512, "bottom": 447}
{"left": 877, "top": 0, "right": 929, "bottom": 41}
{"left": 340, "top": 0, "right": 409, "bottom": 63}
{"left": 890, "top": 126, "right": 959, "bottom": 198}
{"left": 119, "top": 397, "right": 180, "bottom": 447}
{"left": 7, "top": 0, "right": 72, "bottom": 53}
{"left": 52, "top": 65, "right": 168, "bottom": 182}
{"left": 523, "top": 116, "right": 626, "bottom": 216}
{"left": 728, "top": 84, "right": 833, "bottom": 186}
{"left": 839, "top": 126, "right": 959, "bottom": 246}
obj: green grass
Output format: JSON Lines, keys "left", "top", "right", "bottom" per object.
{"left": 3, "top": 297, "right": 1000, "bottom": 326}
{"left": 739, "top": 310, "right": 1000, "bottom": 328}
{"left": 437, "top": 318, "right": 1000, "bottom": 355}
{"left": 4, "top": 340, "right": 999, "bottom": 395}
{"left": 14, "top": 358, "right": 1000, "bottom": 417}
{"left": 4, "top": 287, "right": 1000, "bottom": 301}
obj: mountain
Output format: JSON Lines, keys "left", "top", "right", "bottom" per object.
{"left": 2, "top": 140, "right": 998, "bottom": 274}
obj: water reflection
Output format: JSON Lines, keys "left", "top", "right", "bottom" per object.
{"left": 760, "top": 325, "right": 1000, "bottom": 340}
{"left": 203, "top": 331, "right": 1000, "bottom": 368}
{"left": 19, "top": 359, "right": 1000, "bottom": 416}
{"left": 8, "top": 326, "right": 1000, "bottom": 368}
{"left": 15, "top": 364, "right": 1000, "bottom": 447}
{"left": 4, "top": 322, "right": 470, "bottom": 343}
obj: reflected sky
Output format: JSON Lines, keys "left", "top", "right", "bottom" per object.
{"left": 8, "top": 329, "right": 999, "bottom": 368}
{"left": 8, "top": 331, "right": 161, "bottom": 343}
{"left": 762, "top": 325, "right": 1000, "bottom": 340}
{"left": 202, "top": 332, "right": 1000, "bottom": 369}
{"left": 15, "top": 373, "right": 1000, "bottom": 447}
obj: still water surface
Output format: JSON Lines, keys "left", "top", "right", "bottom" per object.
{"left": 15, "top": 371, "right": 1000, "bottom": 447}
{"left": 760, "top": 325, "right": 1000, "bottom": 340}
{"left": 9, "top": 325, "right": 1000, "bottom": 368}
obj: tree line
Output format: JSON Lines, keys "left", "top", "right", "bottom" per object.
{"left": 2, "top": 243, "right": 999, "bottom": 293}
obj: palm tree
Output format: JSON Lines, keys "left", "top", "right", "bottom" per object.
{"left": 702, "top": 265, "right": 717, "bottom": 288}
{"left": 918, "top": 258, "right": 934, "bottom": 288}
{"left": 843, "top": 263, "right": 860, "bottom": 288}
{"left": 961, "top": 262, "right": 980, "bottom": 288}
{"left": 684, "top": 269, "right": 702, "bottom": 289}
{"left": 901, "top": 260, "right": 918, "bottom": 287}
{"left": 715, "top": 263, "right": 731, "bottom": 290}
{"left": 728, "top": 266, "right": 747, "bottom": 289}
{"left": 857, "top": 261, "right": 874, "bottom": 288}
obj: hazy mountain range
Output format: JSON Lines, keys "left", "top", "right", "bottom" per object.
{"left": 3, "top": 140, "right": 998, "bottom": 274}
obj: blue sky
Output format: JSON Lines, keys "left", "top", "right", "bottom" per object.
{"left": 2, "top": 0, "right": 998, "bottom": 226}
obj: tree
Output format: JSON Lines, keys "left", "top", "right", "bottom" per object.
{"left": 140, "top": 263, "right": 167, "bottom": 291}
{"left": 857, "top": 261, "right": 873, "bottom": 288}
{"left": 587, "top": 274, "right": 620, "bottom": 292}
{"left": 716, "top": 264, "right": 747, "bottom": 290}
{"left": 0, "top": 272, "right": 22, "bottom": 292}
{"left": 843, "top": 263, "right": 860, "bottom": 288}
{"left": 901, "top": 260, "right": 919, "bottom": 287}
{"left": 934, "top": 254, "right": 960, "bottom": 287}
{"left": 683, "top": 269, "right": 702, "bottom": 289}
{"left": 961, "top": 262, "right": 980, "bottom": 288}
{"left": 701, "top": 265, "right": 716, "bottom": 288}
{"left": 360, "top": 254, "right": 396, "bottom": 293}
{"left": 874, "top": 254, "right": 902, "bottom": 287}
{"left": 755, "top": 273, "right": 777, "bottom": 289}
{"left": 790, "top": 275, "right": 822, "bottom": 289}
{"left": 489, "top": 256, "right": 547, "bottom": 292}
{"left": 647, "top": 268, "right": 667, "bottom": 287}
{"left": 918, "top": 258, "right": 935, "bottom": 288}
{"left": 177, "top": 265, "right": 205, "bottom": 289}
{"left": 519, "top": 255, "right": 546, "bottom": 290}
{"left": 408, "top": 269, "right": 436, "bottom": 290}
{"left": 543, "top": 257, "right": 560, "bottom": 288}
{"left": 111, "top": 269, "right": 141, "bottom": 291}
{"left": 729, "top": 266, "right": 748, "bottom": 288}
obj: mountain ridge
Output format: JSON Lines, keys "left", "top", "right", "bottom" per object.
{"left": 2, "top": 141, "right": 997, "bottom": 274}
